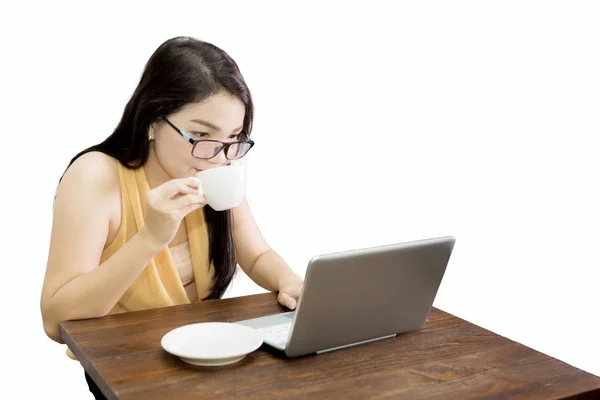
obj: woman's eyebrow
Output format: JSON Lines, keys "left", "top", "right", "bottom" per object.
{"left": 190, "top": 118, "right": 243, "bottom": 133}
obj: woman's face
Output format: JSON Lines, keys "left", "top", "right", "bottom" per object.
{"left": 150, "top": 90, "right": 246, "bottom": 179}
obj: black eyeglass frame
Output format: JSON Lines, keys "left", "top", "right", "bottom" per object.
{"left": 162, "top": 116, "right": 255, "bottom": 160}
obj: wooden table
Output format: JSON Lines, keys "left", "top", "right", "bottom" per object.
{"left": 60, "top": 293, "right": 600, "bottom": 399}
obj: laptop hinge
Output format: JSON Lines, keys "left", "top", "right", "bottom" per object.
{"left": 316, "top": 334, "right": 397, "bottom": 355}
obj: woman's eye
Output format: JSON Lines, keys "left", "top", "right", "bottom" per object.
{"left": 193, "top": 132, "right": 209, "bottom": 138}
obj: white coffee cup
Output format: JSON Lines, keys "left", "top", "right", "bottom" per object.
{"left": 195, "top": 164, "right": 247, "bottom": 211}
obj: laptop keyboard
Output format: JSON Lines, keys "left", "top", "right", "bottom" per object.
{"left": 255, "top": 322, "right": 292, "bottom": 346}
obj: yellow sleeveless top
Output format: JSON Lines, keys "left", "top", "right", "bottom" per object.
{"left": 66, "top": 161, "right": 214, "bottom": 359}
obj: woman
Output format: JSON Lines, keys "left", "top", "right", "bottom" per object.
{"left": 40, "top": 36, "right": 303, "bottom": 399}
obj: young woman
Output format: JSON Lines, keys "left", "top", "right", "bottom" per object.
{"left": 40, "top": 36, "right": 303, "bottom": 399}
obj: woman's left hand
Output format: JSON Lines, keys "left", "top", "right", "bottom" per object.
{"left": 277, "top": 273, "right": 304, "bottom": 310}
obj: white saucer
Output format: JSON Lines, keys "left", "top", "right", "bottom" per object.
{"left": 161, "top": 322, "right": 263, "bottom": 366}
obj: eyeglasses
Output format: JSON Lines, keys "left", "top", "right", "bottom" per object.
{"left": 162, "top": 117, "right": 255, "bottom": 160}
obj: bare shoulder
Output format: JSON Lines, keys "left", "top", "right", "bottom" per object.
{"left": 54, "top": 151, "right": 122, "bottom": 237}
{"left": 58, "top": 151, "right": 120, "bottom": 195}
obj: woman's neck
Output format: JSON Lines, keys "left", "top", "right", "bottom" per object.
{"left": 144, "top": 145, "right": 172, "bottom": 190}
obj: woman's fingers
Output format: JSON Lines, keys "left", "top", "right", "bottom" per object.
{"left": 278, "top": 292, "right": 297, "bottom": 310}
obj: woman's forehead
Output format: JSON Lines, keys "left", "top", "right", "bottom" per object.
{"left": 178, "top": 92, "right": 245, "bottom": 123}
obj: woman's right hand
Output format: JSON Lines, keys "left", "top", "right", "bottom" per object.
{"left": 141, "top": 177, "right": 206, "bottom": 248}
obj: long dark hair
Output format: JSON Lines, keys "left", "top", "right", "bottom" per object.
{"left": 61, "top": 36, "right": 254, "bottom": 300}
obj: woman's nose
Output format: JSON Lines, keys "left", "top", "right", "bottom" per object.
{"left": 209, "top": 148, "right": 228, "bottom": 165}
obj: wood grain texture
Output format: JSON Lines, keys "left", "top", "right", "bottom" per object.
{"left": 60, "top": 293, "right": 600, "bottom": 400}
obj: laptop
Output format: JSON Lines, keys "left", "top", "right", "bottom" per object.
{"left": 235, "top": 236, "right": 455, "bottom": 357}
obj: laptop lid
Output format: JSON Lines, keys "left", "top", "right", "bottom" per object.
{"left": 284, "top": 236, "right": 455, "bottom": 357}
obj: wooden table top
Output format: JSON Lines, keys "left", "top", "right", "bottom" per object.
{"left": 60, "top": 293, "right": 600, "bottom": 399}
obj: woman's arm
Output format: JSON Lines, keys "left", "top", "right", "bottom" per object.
{"left": 232, "top": 198, "right": 303, "bottom": 308}
{"left": 40, "top": 153, "right": 164, "bottom": 344}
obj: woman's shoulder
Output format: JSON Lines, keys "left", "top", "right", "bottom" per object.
{"left": 58, "top": 151, "right": 122, "bottom": 202}
{"left": 64, "top": 151, "right": 120, "bottom": 187}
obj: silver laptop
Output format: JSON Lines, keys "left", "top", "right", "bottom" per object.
{"left": 235, "top": 236, "right": 455, "bottom": 357}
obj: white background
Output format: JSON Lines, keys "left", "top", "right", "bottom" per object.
{"left": 1, "top": 1, "right": 598, "bottom": 398}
